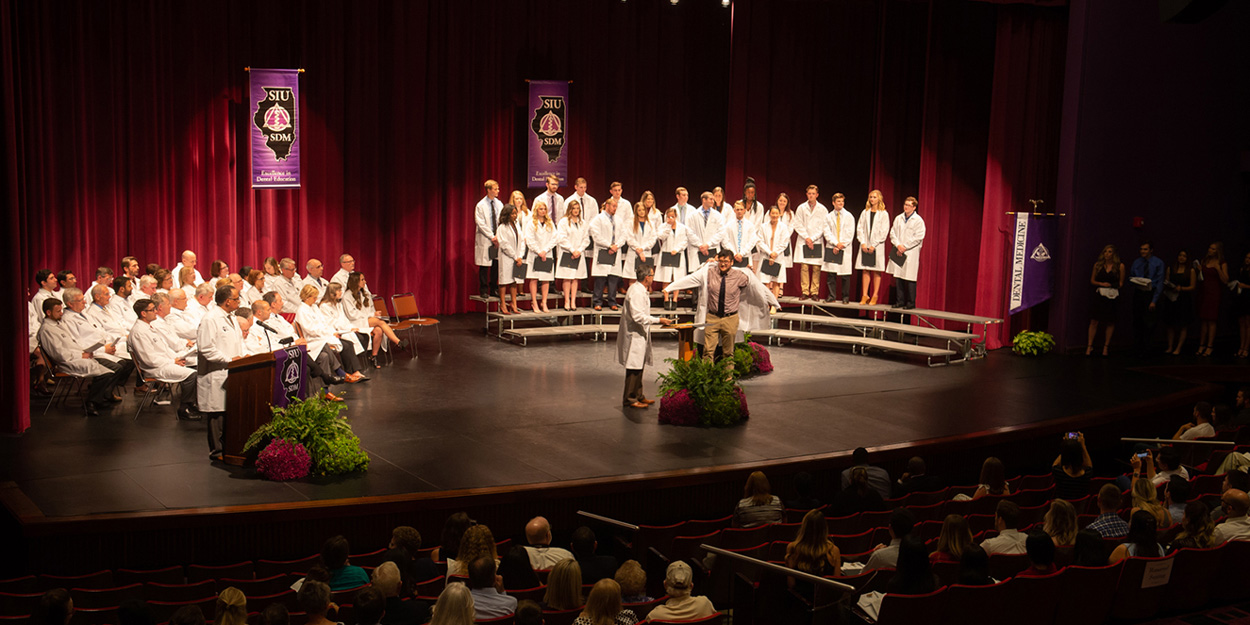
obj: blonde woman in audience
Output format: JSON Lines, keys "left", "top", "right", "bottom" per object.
{"left": 430, "top": 582, "right": 475, "bottom": 625}
{"left": 574, "top": 579, "right": 638, "bottom": 625}
{"left": 214, "top": 587, "right": 247, "bottom": 625}
{"left": 555, "top": 200, "right": 590, "bottom": 311}
{"left": 1043, "top": 499, "right": 1079, "bottom": 547}
{"left": 972, "top": 457, "right": 1011, "bottom": 499}
{"left": 734, "top": 471, "right": 784, "bottom": 527}
{"left": 525, "top": 201, "right": 558, "bottom": 313}
{"left": 930, "top": 514, "right": 973, "bottom": 563}
{"left": 614, "top": 560, "right": 652, "bottom": 604}
{"left": 452, "top": 524, "right": 500, "bottom": 577}
{"left": 542, "top": 558, "right": 584, "bottom": 611}
{"left": 1130, "top": 477, "right": 1172, "bottom": 527}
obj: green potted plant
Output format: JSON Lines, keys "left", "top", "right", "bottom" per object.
{"left": 244, "top": 396, "right": 370, "bottom": 477}
{"left": 1011, "top": 330, "right": 1055, "bottom": 357}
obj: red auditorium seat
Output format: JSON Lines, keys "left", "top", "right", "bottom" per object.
{"left": 824, "top": 512, "right": 861, "bottom": 536}
{"left": 1162, "top": 545, "right": 1223, "bottom": 612}
{"left": 0, "top": 578, "right": 37, "bottom": 595}
{"left": 767, "top": 522, "right": 801, "bottom": 544}
{"left": 540, "top": 607, "right": 581, "bottom": 625}
{"left": 907, "top": 501, "right": 946, "bottom": 524}
{"left": 69, "top": 583, "right": 143, "bottom": 609}
{"left": 507, "top": 585, "right": 546, "bottom": 603}
{"left": 670, "top": 531, "right": 719, "bottom": 564}
{"left": 348, "top": 547, "right": 388, "bottom": 568}
{"left": 144, "top": 580, "right": 217, "bottom": 603}
{"left": 1053, "top": 563, "right": 1122, "bottom": 625}
{"left": 986, "top": 553, "right": 1031, "bottom": 581}
{"left": 247, "top": 589, "right": 300, "bottom": 613}
{"left": 873, "top": 587, "right": 947, "bottom": 625}
{"left": 931, "top": 560, "right": 960, "bottom": 587}
{"left": 116, "top": 566, "right": 184, "bottom": 586}
{"left": 634, "top": 520, "right": 685, "bottom": 562}
{"left": 255, "top": 555, "right": 319, "bottom": 579}
{"left": 858, "top": 509, "right": 893, "bottom": 531}
{"left": 625, "top": 595, "right": 668, "bottom": 620}
{"left": 1016, "top": 473, "right": 1055, "bottom": 491}
{"left": 413, "top": 575, "right": 445, "bottom": 598}
{"left": 38, "top": 571, "right": 114, "bottom": 591}
{"left": 681, "top": 515, "right": 733, "bottom": 536}
{"left": 186, "top": 561, "right": 253, "bottom": 584}
{"left": 68, "top": 606, "right": 119, "bottom": 625}
{"left": 829, "top": 528, "right": 878, "bottom": 558}
{"left": 905, "top": 488, "right": 950, "bottom": 508}
{"left": 1011, "top": 487, "right": 1055, "bottom": 509}
{"left": 1003, "top": 570, "right": 1065, "bottom": 625}
{"left": 647, "top": 612, "right": 724, "bottom": 625}
{"left": 784, "top": 505, "right": 827, "bottom": 523}
{"left": 1213, "top": 539, "right": 1250, "bottom": 602}
{"left": 943, "top": 581, "right": 1014, "bottom": 625}
{"left": 717, "top": 525, "right": 772, "bottom": 550}
{"left": 476, "top": 614, "right": 516, "bottom": 625}
{"left": 149, "top": 597, "right": 217, "bottom": 624}
{"left": 0, "top": 592, "right": 42, "bottom": 618}
{"left": 1109, "top": 554, "right": 1176, "bottom": 621}
{"left": 217, "top": 574, "right": 294, "bottom": 597}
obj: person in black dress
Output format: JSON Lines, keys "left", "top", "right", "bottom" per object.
{"left": 1236, "top": 251, "right": 1250, "bottom": 358}
{"left": 1162, "top": 250, "right": 1196, "bottom": 355}
{"left": 1088, "top": 244, "right": 1125, "bottom": 356}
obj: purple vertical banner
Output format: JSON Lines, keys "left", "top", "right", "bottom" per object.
{"left": 528, "top": 80, "right": 568, "bottom": 187}
{"left": 250, "top": 68, "right": 301, "bottom": 188}
{"left": 271, "top": 345, "right": 309, "bottom": 408}
{"left": 1008, "top": 213, "right": 1057, "bottom": 314}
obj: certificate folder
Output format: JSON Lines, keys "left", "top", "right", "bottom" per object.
{"left": 890, "top": 249, "right": 907, "bottom": 267}
{"left": 824, "top": 247, "right": 844, "bottom": 264}
{"left": 559, "top": 253, "right": 581, "bottom": 270}
{"left": 761, "top": 261, "right": 781, "bottom": 277}
{"left": 532, "top": 256, "right": 555, "bottom": 273}
{"left": 597, "top": 249, "right": 618, "bottom": 265}
{"left": 661, "top": 252, "right": 682, "bottom": 268}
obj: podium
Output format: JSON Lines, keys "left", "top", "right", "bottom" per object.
{"left": 223, "top": 345, "right": 309, "bottom": 466}
{"left": 673, "top": 323, "right": 706, "bottom": 361}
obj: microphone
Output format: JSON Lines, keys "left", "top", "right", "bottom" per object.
{"left": 256, "top": 320, "right": 295, "bottom": 346}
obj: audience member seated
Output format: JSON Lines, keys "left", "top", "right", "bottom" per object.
{"left": 1212, "top": 489, "right": 1250, "bottom": 544}
{"left": 785, "top": 509, "right": 842, "bottom": 600}
{"left": 956, "top": 546, "right": 994, "bottom": 586}
{"left": 574, "top": 579, "right": 639, "bottom": 625}
{"left": 980, "top": 500, "right": 1027, "bottom": 555}
{"left": 542, "top": 558, "right": 584, "bottom": 611}
{"left": 34, "top": 589, "right": 72, "bottom": 625}
{"left": 1043, "top": 499, "right": 1078, "bottom": 547}
{"left": 516, "top": 600, "right": 544, "bottom": 625}
{"left": 1145, "top": 446, "right": 1189, "bottom": 489}
{"left": 169, "top": 605, "right": 206, "bottom": 625}
{"left": 785, "top": 471, "right": 824, "bottom": 510}
{"left": 645, "top": 562, "right": 715, "bottom": 622}
{"left": 1051, "top": 433, "right": 1093, "bottom": 500}
{"left": 244, "top": 270, "right": 266, "bottom": 305}
{"left": 1209, "top": 470, "right": 1250, "bottom": 522}
{"left": 433, "top": 512, "right": 475, "bottom": 566}
{"left": 930, "top": 514, "right": 973, "bottom": 563}
{"left": 1072, "top": 529, "right": 1108, "bottom": 567}
{"left": 214, "top": 587, "right": 246, "bottom": 625}
{"left": 886, "top": 535, "right": 939, "bottom": 595}
{"left": 353, "top": 587, "right": 386, "bottom": 625}
{"left": 1164, "top": 475, "right": 1190, "bottom": 524}
{"left": 1109, "top": 511, "right": 1164, "bottom": 563}
{"left": 1018, "top": 531, "right": 1059, "bottom": 577}
{"left": 830, "top": 467, "right": 887, "bottom": 517}
{"left": 1174, "top": 401, "right": 1216, "bottom": 440}
{"left": 572, "top": 526, "right": 619, "bottom": 584}
{"left": 840, "top": 447, "right": 892, "bottom": 500}
{"left": 320, "top": 535, "right": 370, "bottom": 590}
{"left": 1169, "top": 501, "right": 1217, "bottom": 551}
{"left": 389, "top": 525, "right": 440, "bottom": 586}
{"left": 454, "top": 524, "right": 501, "bottom": 577}
{"left": 258, "top": 603, "right": 289, "bottom": 625}
{"left": 1129, "top": 473, "right": 1171, "bottom": 527}
{"left": 1086, "top": 484, "right": 1130, "bottom": 538}
{"left": 894, "top": 456, "right": 943, "bottom": 498}
{"left": 734, "top": 470, "right": 785, "bottom": 527}
{"left": 499, "top": 545, "right": 541, "bottom": 591}
{"left": 971, "top": 457, "right": 1011, "bottom": 500}
{"left": 373, "top": 561, "right": 431, "bottom": 625}
{"left": 430, "top": 583, "right": 475, "bottom": 625}
{"left": 525, "top": 515, "right": 576, "bottom": 570}
{"left": 297, "top": 580, "right": 337, "bottom": 625}
{"left": 615, "top": 560, "right": 652, "bottom": 604}
{"left": 467, "top": 556, "right": 517, "bottom": 620}
{"left": 129, "top": 298, "right": 200, "bottom": 420}
{"left": 865, "top": 508, "right": 916, "bottom": 570}
{"left": 1232, "top": 387, "right": 1250, "bottom": 428}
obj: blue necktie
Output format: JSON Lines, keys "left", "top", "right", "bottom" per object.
{"left": 737, "top": 221, "right": 743, "bottom": 250}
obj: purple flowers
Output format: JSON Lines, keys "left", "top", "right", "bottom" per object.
{"left": 256, "top": 438, "right": 312, "bottom": 481}
{"left": 658, "top": 389, "right": 700, "bottom": 426}
{"left": 749, "top": 342, "right": 773, "bottom": 373}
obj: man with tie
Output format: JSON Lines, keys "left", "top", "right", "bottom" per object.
{"left": 475, "top": 180, "right": 503, "bottom": 297}
{"left": 671, "top": 187, "right": 693, "bottom": 225}
{"left": 567, "top": 177, "right": 598, "bottom": 220}
{"left": 532, "top": 174, "right": 565, "bottom": 223}
{"left": 590, "top": 198, "right": 625, "bottom": 310}
{"left": 304, "top": 259, "right": 329, "bottom": 300}
{"left": 271, "top": 258, "right": 304, "bottom": 313}
{"left": 129, "top": 298, "right": 200, "bottom": 420}
{"left": 1129, "top": 241, "right": 1166, "bottom": 358}
{"left": 198, "top": 285, "right": 245, "bottom": 460}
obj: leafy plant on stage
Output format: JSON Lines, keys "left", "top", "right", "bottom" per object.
{"left": 244, "top": 396, "right": 370, "bottom": 477}
{"left": 255, "top": 438, "right": 312, "bottom": 481}
{"left": 1011, "top": 330, "right": 1055, "bottom": 357}
{"left": 657, "top": 356, "right": 748, "bottom": 427}
{"left": 731, "top": 334, "right": 774, "bottom": 378}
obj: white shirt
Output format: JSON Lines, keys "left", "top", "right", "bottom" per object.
{"left": 474, "top": 195, "right": 503, "bottom": 266}
{"left": 1213, "top": 515, "right": 1250, "bottom": 544}
{"left": 567, "top": 192, "right": 599, "bottom": 221}
{"left": 888, "top": 212, "right": 927, "bottom": 281}
{"left": 1180, "top": 422, "right": 1216, "bottom": 440}
{"left": 171, "top": 263, "right": 204, "bottom": 290}
{"left": 270, "top": 275, "right": 304, "bottom": 313}
{"left": 980, "top": 529, "right": 1028, "bottom": 555}
{"left": 303, "top": 274, "right": 330, "bottom": 300}
{"left": 523, "top": 545, "right": 575, "bottom": 571}
{"left": 129, "top": 319, "right": 195, "bottom": 383}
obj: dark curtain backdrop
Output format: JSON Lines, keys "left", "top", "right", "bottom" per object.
{"left": 4, "top": 0, "right": 1066, "bottom": 433}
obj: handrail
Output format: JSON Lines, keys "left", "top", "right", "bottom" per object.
{"left": 577, "top": 510, "right": 640, "bottom": 531}
{"left": 700, "top": 544, "right": 855, "bottom": 592}
{"left": 1121, "top": 437, "right": 1235, "bottom": 446}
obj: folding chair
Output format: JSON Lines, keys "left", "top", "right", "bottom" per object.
{"left": 391, "top": 293, "right": 441, "bottom": 355}
{"left": 129, "top": 347, "right": 173, "bottom": 421}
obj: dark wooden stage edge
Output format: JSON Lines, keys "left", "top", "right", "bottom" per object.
{"left": 1, "top": 362, "right": 1235, "bottom": 576}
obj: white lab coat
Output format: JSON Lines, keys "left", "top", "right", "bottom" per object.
{"left": 172, "top": 263, "right": 204, "bottom": 290}
{"left": 524, "top": 221, "right": 560, "bottom": 282}
{"left": 566, "top": 193, "right": 599, "bottom": 221}
{"left": 792, "top": 201, "right": 829, "bottom": 266}
{"left": 727, "top": 200, "right": 766, "bottom": 230}
{"left": 496, "top": 222, "right": 527, "bottom": 285}
{"left": 616, "top": 281, "right": 661, "bottom": 370}
{"left": 303, "top": 275, "right": 330, "bottom": 301}
{"left": 295, "top": 302, "right": 344, "bottom": 360}
{"left": 757, "top": 220, "right": 792, "bottom": 284}
{"left": 684, "top": 208, "right": 726, "bottom": 269}
{"left": 821, "top": 208, "right": 857, "bottom": 275}
{"left": 196, "top": 306, "right": 244, "bottom": 412}
{"left": 84, "top": 303, "right": 130, "bottom": 357}
{"left": 856, "top": 209, "right": 890, "bottom": 271}
{"left": 320, "top": 302, "right": 366, "bottom": 354}
{"left": 28, "top": 289, "right": 57, "bottom": 353}
{"left": 151, "top": 316, "right": 197, "bottom": 366}
{"left": 624, "top": 220, "right": 658, "bottom": 277}
{"left": 589, "top": 211, "right": 627, "bottom": 278}
{"left": 129, "top": 319, "right": 195, "bottom": 383}
{"left": 663, "top": 264, "right": 779, "bottom": 344}
{"left": 555, "top": 218, "right": 590, "bottom": 280}
{"left": 888, "top": 212, "right": 926, "bottom": 282}
{"left": 474, "top": 195, "right": 503, "bottom": 266}
{"left": 62, "top": 309, "right": 126, "bottom": 363}
{"left": 37, "top": 317, "right": 113, "bottom": 377}
{"left": 670, "top": 203, "right": 696, "bottom": 226}
{"left": 655, "top": 222, "right": 690, "bottom": 283}
{"left": 247, "top": 313, "right": 300, "bottom": 356}
{"left": 341, "top": 291, "right": 377, "bottom": 331}
{"left": 165, "top": 307, "right": 201, "bottom": 343}
{"left": 270, "top": 275, "right": 305, "bottom": 313}
{"left": 721, "top": 215, "right": 760, "bottom": 266}
{"left": 532, "top": 191, "right": 566, "bottom": 223}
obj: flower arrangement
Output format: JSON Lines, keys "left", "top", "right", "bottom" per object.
{"left": 255, "top": 438, "right": 312, "bottom": 481}
{"left": 730, "top": 337, "right": 774, "bottom": 378}
{"left": 1011, "top": 330, "right": 1056, "bottom": 357}
{"left": 657, "top": 388, "right": 699, "bottom": 426}
{"left": 244, "top": 396, "right": 370, "bottom": 478}
{"left": 657, "top": 357, "right": 749, "bottom": 427}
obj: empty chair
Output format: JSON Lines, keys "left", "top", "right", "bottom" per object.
{"left": 69, "top": 584, "right": 144, "bottom": 610}
{"left": 1003, "top": 570, "right": 1065, "bottom": 625}
{"left": 218, "top": 575, "right": 294, "bottom": 598}
{"left": 539, "top": 607, "right": 582, "bottom": 625}
{"left": 1109, "top": 554, "right": 1176, "bottom": 621}
{"left": 1017, "top": 474, "right": 1055, "bottom": 491}
{"left": 1162, "top": 546, "right": 1224, "bottom": 613}
{"left": 0, "top": 578, "right": 38, "bottom": 595}
{"left": 905, "top": 488, "right": 949, "bottom": 508}
{"left": 1053, "top": 564, "right": 1123, "bottom": 625}
{"left": 149, "top": 597, "right": 218, "bottom": 624}
{"left": 349, "top": 548, "right": 389, "bottom": 569}
{"left": 624, "top": 595, "right": 668, "bottom": 620}
{"left": 986, "top": 554, "right": 1031, "bottom": 581}
{"left": 68, "top": 606, "right": 119, "bottom": 625}
{"left": 39, "top": 572, "right": 113, "bottom": 591}
{"left": 942, "top": 582, "right": 1014, "bottom": 625}
{"left": 873, "top": 587, "right": 947, "bottom": 625}
{"left": 116, "top": 566, "right": 184, "bottom": 586}
{"left": 717, "top": 526, "right": 772, "bottom": 550}
{"left": 144, "top": 580, "right": 217, "bottom": 603}
{"left": 647, "top": 613, "right": 724, "bottom": 625}
{"left": 0, "top": 592, "right": 43, "bottom": 618}
{"left": 634, "top": 521, "right": 685, "bottom": 563}
{"left": 1213, "top": 539, "right": 1250, "bottom": 603}
{"left": 187, "top": 561, "right": 254, "bottom": 584}
{"left": 255, "top": 555, "right": 320, "bottom": 579}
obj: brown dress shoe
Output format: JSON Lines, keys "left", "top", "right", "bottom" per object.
{"left": 629, "top": 401, "right": 649, "bottom": 409}
{"left": 640, "top": 398, "right": 656, "bottom": 405}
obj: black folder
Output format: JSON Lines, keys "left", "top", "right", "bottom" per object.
{"left": 661, "top": 252, "right": 682, "bottom": 268}
{"left": 559, "top": 253, "right": 581, "bottom": 270}
{"left": 803, "top": 244, "right": 823, "bottom": 260}
{"left": 532, "top": 256, "right": 555, "bottom": 273}
{"left": 733, "top": 256, "right": 749, "bottom": 268}
{"left": 488, "top": 246, "right": 498, "bottom": 260}
{"left": 761, "top": 260, "right": 781, "bottom": 277}
{"left": 651, "top": 241, "right": 662, "bottom": 255}
{"left": 824, "top": 247, "right": 844, "bottom": 264}
{"left": 861, "top": 250, "right": 877, "bottom": 267}
{"left": 890, "top": 249, "right": 908, "bottom": 267}
{"left": 597, "top": 248, "right": 618, "bottom": 265}
{"left": 513, "top": 262, "right": 527, "bottom": 281}
{"left": 698, "top": 248, "right": 719, "bottom": 264}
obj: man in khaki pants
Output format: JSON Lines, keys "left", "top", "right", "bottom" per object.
{"left": 703, "top": 250, "right": 750, "bottom": 369}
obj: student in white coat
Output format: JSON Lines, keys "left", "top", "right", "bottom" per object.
{"left": 758, "top": 205, "right": 792, "bottom": 300}
{"left": 856, "top": 189, "right": 891, "bottom": 305}
{"left": 318, "top": 284, "right": 370, "bottom": 364}
{"left": 822, "top": 193, "right": 857, "bottom": 304}
{"left": 685, "top": 191, "right": 725, "bottom": 270}
{"left": 566, "top": 177, "right": 599, "bottom": 221}
{"left": 197, "top": 285, "right": 245, "bottom": 460}
{"left": 671, "top": 187, "right": 695, "bottom": 226}
{"left": 508, "top": 190, "right": 532, "bottom": 231}
{"left": 617, "top": 262, "right": 673, "bottom": 409}
{"left": 129, "top": 298, "right": 199, "bottom": 420}
{"left": 590, "top": 198, "right": 626, "bottom": 310}
{"left": 722, "top": 201, "right": 760, "bottom": 272}
{"left": 792, "top": 186, "right": 829, "bottom": 299}
{"left": 737, "top": 178, "right": 767, "bottom": 229}
{"left": 343, "top": 272, "right": 408, "bottom": 365}
{"left": 625, "top": 200, "right": 658, "bottom": 288}
{"left": 495, "top": 204, "right": 527, "bottom": 315}
{"left": 532, "top": 174, "right": 565, "bottom": 223}
{"left": 37, "top": 299, "right": 124, "bottom": 416}
{"left": 555, "top": 201, "right": 590, "bottom": 311}
{"left": 474, "top": 180, "right": 503, "bottom": 297}
{"left": 172, "top": 250, "right": 204, "bottom": 290}
{"left": 525, "top": 201, "right": 559, "bottom": 313}
{"left": 606, "top": 182, "right": 633, "bottom": 235}
{"left": 655, "top": 207, "right": 690, "bottom": 310}
{"left": 297, "top": 284, "right": 368, "bottom": 381}
{"left": 888, "top": 196, "right": 926, "bottom": 310}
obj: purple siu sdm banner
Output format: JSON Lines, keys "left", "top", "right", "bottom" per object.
{"left": 528, "top": 80, "right": 568, "bottom": 187}
{"left": 250, "top": 68, "right": 301, "bottom": 189}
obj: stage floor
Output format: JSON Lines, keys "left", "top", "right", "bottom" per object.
{"left": 1, "top": 314, "right": 1204, "bottom": 518}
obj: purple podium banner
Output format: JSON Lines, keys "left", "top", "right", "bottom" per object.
{"left": 250, "top": 68, "right": 301, "bottom": 188}
{"left": 271, "top": 345, "right": 309, "bottom": 408}
{"left": 528, "top": 80, "right": 568, "bottom": 187}
{"left": 1009, "top": 212, "right": 1057, "bottom": 315}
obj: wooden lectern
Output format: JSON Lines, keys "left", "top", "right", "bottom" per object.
{"left": 673, "top": 323, "right": 706, "bottom": 361}
{"left": 224, "top": 352, "right": 278, "bottom": 466}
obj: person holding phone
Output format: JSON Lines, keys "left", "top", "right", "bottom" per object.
{"left": 1051, "top": 433, "right": 1093, "bottom": 500}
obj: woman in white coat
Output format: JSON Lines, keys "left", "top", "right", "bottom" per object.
{"left": 722, "top": 201, "right": 760, "bottom": 272}
{"left": 297, "top": 284, "right": 366, "bottom": 382}
{"left": 617, "top": 262, "right": 672, "bottom": 409}
{"left": 525, "top": 201, "right": 558, "bottom": 313}
{"left": 509, "top": 190, "right": 532, "bottom": 230}
{"left": 655, "top": 207, "right": 690, "bottom": 310}
{"left": 822, "top": 193, "right": 857, "bottom": 303}
{"left": 758, "top": 205, "right": 791, "bottom": 300}
{"left": 495, "top": 204, "right": 527, "bottom": 315}
{"left": 340, "top": 274, "right": 408, "bottom": 367}
{"left": 318, "top": 283, "right": 368, "bottom": 359}
{"left": 856, "top": 189, "right": 890, "bottom": 305}
{"left": 888, "top": 196, "right": 926, "bottom": 310}
{"left": 624, "top": 201, "right": 658, "bottom": 287}
{"left": 555, "top": 200, "right": 590, "bottom": 311}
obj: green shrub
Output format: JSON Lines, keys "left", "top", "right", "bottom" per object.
{"left": 1012, "top": 330, "right": 1055, "bottom": 357}
{"left": 244, "top": 396, "right": 370, "bottom": 476}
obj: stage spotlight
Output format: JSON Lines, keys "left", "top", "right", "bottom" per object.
{"left": 722, "top": 0, "right": 731, "bottom": 7}
{"left": 670, "top": 0, "right": 678, "bottom": 5}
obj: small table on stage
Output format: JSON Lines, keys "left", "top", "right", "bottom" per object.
{"left": 672, "top": 323, "right": 706, "bottom": 361}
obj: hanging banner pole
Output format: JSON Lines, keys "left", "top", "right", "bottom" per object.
{"left": 249, "top": 68, "right": 302, "bottom": 189}
{"left": 1008, "top": 200, "right": 1059, "bottom": 315}
{"left": 527, "top": 80, "right": 569, "bottom": 187}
